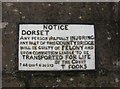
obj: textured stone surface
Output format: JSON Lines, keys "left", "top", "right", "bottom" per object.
{"left": 2, "top": 2, "right": 120, "bottom": 88}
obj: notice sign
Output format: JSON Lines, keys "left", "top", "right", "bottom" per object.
{"left": 18, "top": 24, "right": 95, "bottom": 71}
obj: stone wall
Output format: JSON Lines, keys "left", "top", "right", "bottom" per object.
{"left": 2, "top": 2, "right": 120, "bottom": 88}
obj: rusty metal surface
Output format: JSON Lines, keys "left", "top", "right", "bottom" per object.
{"left": 2, "top": 2, "right": 120, "bottom": 88}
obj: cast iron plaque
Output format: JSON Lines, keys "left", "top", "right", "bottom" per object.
{"left": 18, "top": 24, "right": 95, "bottom": 71}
